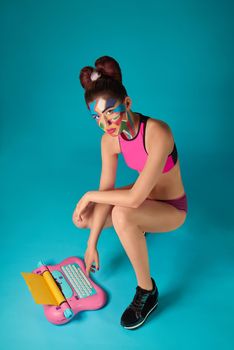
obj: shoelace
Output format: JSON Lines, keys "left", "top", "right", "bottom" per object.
{"left": 130, "top": 289, "right": 150, "bottom": 312}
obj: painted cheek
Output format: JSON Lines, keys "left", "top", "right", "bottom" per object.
{"left": 111, "top": 113, "right": 123, "bottom": 125}
{"left": 100, "top": 122, "right": 105, "bottom": 130}
{"left": 112, "top": 114, "right": 121, "bottom": 121}
{"left": 115, "top": 113, "right": 125, "bottom": 126}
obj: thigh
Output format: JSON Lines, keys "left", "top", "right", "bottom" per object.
{"left": 112, "top": 199, "right": 187, "bottom": 233}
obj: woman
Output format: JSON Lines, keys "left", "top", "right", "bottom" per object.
{"left": 72, "top": 56, "right": 188, "bottom": 330}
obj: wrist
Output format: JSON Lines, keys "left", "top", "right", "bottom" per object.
{"left": 85, "top": 191, "right": 93, "bottom": 202}
{"left": 87, "top": 239, "right": 97, "bottom": 249}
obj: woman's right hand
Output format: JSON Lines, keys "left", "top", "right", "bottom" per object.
{"left": 84, "top": 245, "right": 100, "bottom": 276}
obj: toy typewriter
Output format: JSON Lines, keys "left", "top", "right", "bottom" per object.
{"left": 21, "top": 256, "right": 107, "bottom": 325}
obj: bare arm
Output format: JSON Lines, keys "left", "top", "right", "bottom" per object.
{"left": 87, "top": 134, "right": 119, "bottom": 248}
{"left": 87, "top": 203, "right": 112, "bottom": 248}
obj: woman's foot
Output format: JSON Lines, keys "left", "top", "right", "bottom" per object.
{"left": 120, "top": 277, "right": 159, "bottom": 330}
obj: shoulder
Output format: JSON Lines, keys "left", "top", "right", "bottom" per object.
{"left": 147, "top": 117, "right": 171, "bottom": 134}
{"left": 146, "top": 117, "right": 174, "bottom": 154}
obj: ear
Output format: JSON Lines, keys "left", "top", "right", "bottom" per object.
{"left": 124, "top": 96, "right": 132, "bottom": 111}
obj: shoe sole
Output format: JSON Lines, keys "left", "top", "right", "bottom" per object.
{"left": 122, "top": 301, "right": 158, "bottom": 330}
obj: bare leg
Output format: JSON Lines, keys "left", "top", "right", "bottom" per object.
{"left": 111, "top": 206, "right": 153, "bottom": 290}
{"left": 73, "top": 184, "right": 152, "bottom": 291}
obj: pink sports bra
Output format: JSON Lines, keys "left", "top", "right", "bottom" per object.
{"left": 118, "top": 113, "right": 178, "bottom": 173}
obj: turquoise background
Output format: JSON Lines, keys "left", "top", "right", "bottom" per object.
{"left": 1, "top": 0, "right": 233, "bottom": 349}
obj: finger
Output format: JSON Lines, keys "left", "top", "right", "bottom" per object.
{"left": 85, "top": 263, "right": 91, "bottom": 275}
{"left": 91, "top": 265, "right": 96, "bottom": 271}
{"left": 73, "top": 213, "right": 81, "bottom": 222}
{"left": 74, "top": 217, "right": 81, "bottom": 224}
{"left": 75, "top": 213, "right": 82, "bottom": 222}
{"left": 95, "top": 259, "right": 99, "bottom": 270}
{"left": 97, "top": 261, "right": 99, "bottom": 270}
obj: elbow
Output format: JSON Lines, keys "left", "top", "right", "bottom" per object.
{"left": 129, "top": 190, "right": 142, "bottom": 209}
{"left": 132, "top": 199, "right": 143, "bottom": 209}
{"left": 131, "top": 201, "right": 139, "bottom": 209}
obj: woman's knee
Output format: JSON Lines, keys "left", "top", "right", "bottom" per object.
{"left": 111, "top": 205, "right": 133, "bottom": 229}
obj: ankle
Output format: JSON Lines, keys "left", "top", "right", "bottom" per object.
{"left": 138, "top": 279, "right": 154, "bottom": 292}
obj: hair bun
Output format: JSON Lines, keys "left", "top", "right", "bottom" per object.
{"left": 79, "top": 56, "right": 127, "bottom": 104}
{"left": 90, "top": 70, "right": 101, "bottom": 82}
{"left": 95, "top": 56, "right": 122, "bottom": 83}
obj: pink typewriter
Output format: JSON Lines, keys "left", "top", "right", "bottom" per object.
{"left": 21, "top": 256, "right": 107, "bottom": 325}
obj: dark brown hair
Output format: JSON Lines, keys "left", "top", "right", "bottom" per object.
{"left": 79, "top": 56, "right": 128, "bottom": 108}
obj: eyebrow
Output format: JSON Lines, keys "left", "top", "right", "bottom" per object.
{"left": 102, "top": 105, "right": 115, "bottom": 113}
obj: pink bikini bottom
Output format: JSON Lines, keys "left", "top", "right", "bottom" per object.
{"left": 149, "top": 193, "right": 188, "bottom": 213}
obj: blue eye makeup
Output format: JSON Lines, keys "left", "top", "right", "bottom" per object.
{"left": 112, "top": 104, "right": 126, "bottom": 113}
{"left": 88, "top": 99, "right": 126, "bottom": 123}
{"left": 88, "top": 101, "right": 96, "bottom": 114}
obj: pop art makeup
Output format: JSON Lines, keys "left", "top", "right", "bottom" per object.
{"left": 88, "top": 96, "right": 139, "bottom": 139}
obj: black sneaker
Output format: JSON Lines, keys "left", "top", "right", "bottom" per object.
{"left": 120, "top": 277, "right": 159, "bottom": 330}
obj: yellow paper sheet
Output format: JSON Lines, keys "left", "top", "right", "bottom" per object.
{"left": 21, "top": 272, "right": 59, "bottom": 306}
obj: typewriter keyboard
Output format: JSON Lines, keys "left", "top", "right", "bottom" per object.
{"left": 61, "top": 263, "right": 96, "bottom": 299}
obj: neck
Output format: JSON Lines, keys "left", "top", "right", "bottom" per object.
{"left": 120, "top": 110, "right": 140, "bottom": 140}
